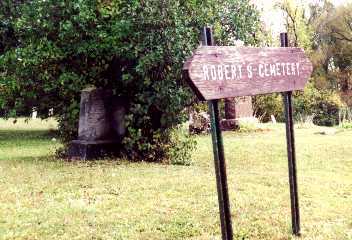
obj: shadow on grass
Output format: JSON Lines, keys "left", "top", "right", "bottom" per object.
{"left": 0, "top": 129, "right": 165, "bottom": 168}
{"left": 0, "top": 128, "right": 62, "bottom": 164}
{"left": 0, "top": 129, "right": 129, "bottom": 167}
{"left": 0, "top": 129, "right": 58, "bottom": 141}
{"left": 2, "top": 154, "right": 132, "bottom": 170}
{"left": 1, "top": 155, "right": 64, "bottom": 165}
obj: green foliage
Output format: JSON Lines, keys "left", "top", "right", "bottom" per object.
{"left": 0, "top": 0, "right": 261, "bottom": 161}
{"left": 306, "top": 2, "right": 352, "bottom": 93}
{"left": 214, "top": 0, "right": 261, "bottom": 46}
{"left": 167, "top": 125, "right": 196, "bottom": 166}
{"left": 338, "top": 107, "right": 352, "bottom": 129}
{"left": 254, "top": 83, "right": 344, "bottom": 126}
{"left": 339, "top": 121, "right": 352, "bottom": 129}
{"left": 294, "top": 83, "right": 344, "bottom": 126}
{"left": 276, "top": 0, "right": 313, "bottom": 50}
{"left": 268, "top": 1, "right": 352, "bottom": 127}
{"left": 253, "top": 94, "right": 284, "bottom": 122}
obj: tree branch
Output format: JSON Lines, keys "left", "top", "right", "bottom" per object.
{"left": 332, "top": 29, "right": 352, "bottom": 42}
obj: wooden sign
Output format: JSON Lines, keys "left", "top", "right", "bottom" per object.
{"left": 183, "top": 46, "right": 313, "bottom": 100}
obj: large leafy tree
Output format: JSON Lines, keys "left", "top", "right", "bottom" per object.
{"left": 309, "top": 1, "right": 352, "bottom": 93}
{"left": 255, "top": 0, "right": 346, "bottom": 126}
{"left": 0, "top": 0, "right": 261, "bottom": 161}
{"left": 276, "top": 0, "right": 313, "bottom": 50}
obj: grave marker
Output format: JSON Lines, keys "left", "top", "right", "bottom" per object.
{"left": 68, "top": 88, "right": 126, "bottom": 160}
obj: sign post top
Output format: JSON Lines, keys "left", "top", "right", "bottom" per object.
{"left": 183, "top": 46, "right": 313, "bottom": 101}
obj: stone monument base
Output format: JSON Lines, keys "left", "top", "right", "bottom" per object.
{"left": 220, "top": 119, "right": 239, "bottom": 131}
{"left": 68, "top": 140, "right": 121, "bottom": 160}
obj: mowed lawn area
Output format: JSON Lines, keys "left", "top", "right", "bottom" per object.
{"left": 0, "top": 119, "right": 351, "bottom": 240}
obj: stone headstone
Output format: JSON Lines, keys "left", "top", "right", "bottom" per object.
{"left": 48, "top": 108, "right": 54, "bottom": 117}
{"left": 78, "top": 88, "right": 112, "bottom": 141}
{"left": 68, "top": 87, "right": 126, "bottom": 160}
{"left": 235, "top": 96, "right": 253, "bottom": 118}
{"left": 220, "top": 96, "right": 253, "bottom": 131}
{"left": 32, "top": 108, "right": 37, "bottom": 119}
{"left": 225, "top": 98, "right": 236, "bottom": 119}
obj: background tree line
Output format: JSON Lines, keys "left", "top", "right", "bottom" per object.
{"left": 255, "top": 0, "right": 352, "bottom": 126}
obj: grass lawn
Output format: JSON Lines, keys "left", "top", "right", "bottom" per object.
{"left": 0, "top": 119, "right": 351, "bottom": 240}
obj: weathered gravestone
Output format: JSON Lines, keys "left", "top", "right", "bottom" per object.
{"left": 221, "top": 96, "right": 254, "bottom": 130}
{"left": 68, "top": 87, "right": 126, "bottom": 160}
{"left": 235, "top": 96, "right": 253, "bottom": 118}
{"left": 221, "top": 98, "right": 237, "bottom": 130}
{"left": 31, "top": 107, "right": 37, "bottom": 119}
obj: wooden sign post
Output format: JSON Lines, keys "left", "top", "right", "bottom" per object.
{"left": 183, "top": 27, "right": 313, "bottom": 239}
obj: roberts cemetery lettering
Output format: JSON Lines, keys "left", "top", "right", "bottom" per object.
{"left": 184, "top": 46, "right": 313, "bottom": 100}
{"left": 202, "top": 62, "right": 301, "bottom": 80}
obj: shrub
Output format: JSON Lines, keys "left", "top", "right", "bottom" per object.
{"left": 294, "top": 83, "right": 344, "bottom": 126}
{"left": 253, "top": 94, "right": 285, "bottom": 122}
{"left": 0, "top": 0, "right": 260, "bottom": 162}
{"left": 167, "top": 125, "right": 196, "bottom": 166}
{"left": 253, "top": 83, "right": 344, "bottom": 126}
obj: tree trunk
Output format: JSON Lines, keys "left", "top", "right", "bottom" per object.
{"left": 340, "top": 69, "right": 350, "bottom": 92}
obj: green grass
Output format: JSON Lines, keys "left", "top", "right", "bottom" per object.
{"left": 0, "top": 119, "right": 351, "bottom": 240}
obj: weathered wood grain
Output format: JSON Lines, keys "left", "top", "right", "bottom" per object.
{"left": 183, "top": 46, "right": 313, "bottom": 100}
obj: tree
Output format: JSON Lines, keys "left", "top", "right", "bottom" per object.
{"left": 328, "top": 3, "right": 352, "bottom": 43}
{"left": 276, "top": 0, "right": 313, "bottom": 50}
{"left": 309, "top": 2, "right": 352, "bottom": 92}
{"left": 254, "top": 0, "right": 346, "bottom": 125}
{"left": 308, "top": 1, "right": 337, "bottom": 89}
{"left": 0, "top": 0, "right": 261, "bottom": 161}
{"left": 214, "top": 0, "right": 261, "bottom": 122}
{"left": 326, "top": 3, "right": 352, "bottom": 92}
